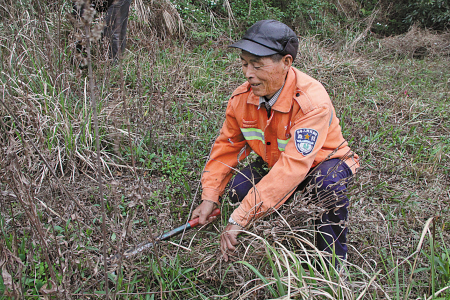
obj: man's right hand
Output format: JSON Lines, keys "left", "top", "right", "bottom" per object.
{"left": 191, "top": 200, "right": 218, "bottom": 225}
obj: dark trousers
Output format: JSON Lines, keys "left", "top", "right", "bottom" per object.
{"left": 73, "top": 0, "right": 131, "bottom": 60}
{"left": 227, "top": 158, "right": 352, "bottom": 260}
{"left": 104, "top": 0, "right": 131, "bottom": 60}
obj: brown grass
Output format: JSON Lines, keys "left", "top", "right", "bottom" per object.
{"left": 380, "top": 24, "right": 450, "bottom": 58}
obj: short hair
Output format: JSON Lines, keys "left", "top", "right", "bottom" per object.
{"left": 269, "top": 53, "right": 284, "bottom": 62}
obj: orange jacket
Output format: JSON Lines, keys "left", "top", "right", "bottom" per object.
{"left": 201, "top": 67, "right": 359, "bottom": 227}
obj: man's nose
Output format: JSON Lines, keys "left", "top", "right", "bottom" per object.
{"left": 244, "top": 66, "right": 254, "bottom": 79}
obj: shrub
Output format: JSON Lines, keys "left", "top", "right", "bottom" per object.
{"left": 358, "top": 0, "right": 450, "bottom": 34}
{"left": 174, "top": 0, "right": 340, "bottom": 40}
{"left": 405, "top": 0, "right": 450, "bottom": 31}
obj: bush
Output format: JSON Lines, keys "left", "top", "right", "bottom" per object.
{"left": 358, "top": 0, "right": 450, "bottom": 34}
{"left": 405, "top": 0, "right": 450, "bottom": 31}
{"left": 224, "top": 0, "right": 337, "bottom": 35}
{"left": 174, "top": 0, "right": 340, "bottom": 40}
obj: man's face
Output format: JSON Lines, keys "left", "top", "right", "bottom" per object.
{"left": 240, "top": 51, "right": 290, "bottom": 98}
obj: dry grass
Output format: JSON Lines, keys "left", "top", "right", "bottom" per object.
{"left": 380, "top": 24, "right": 450, "bottom": 58}
{"left": 133, "top": 0, "right": 184, "bottom": 39}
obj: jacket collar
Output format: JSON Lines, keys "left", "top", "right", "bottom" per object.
{"left": 246, "top": 67, "right": 296, "bottom": 113}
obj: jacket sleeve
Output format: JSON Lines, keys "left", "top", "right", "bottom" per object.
{"left": 230, "top": 103, "right": 331, "bottom": 227}
{"left": 201, "top": 99, "right": 249, "bottom": 204}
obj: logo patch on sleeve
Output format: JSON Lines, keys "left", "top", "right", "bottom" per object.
{"left": 295, "top": 128, "right": 318, "bottom": 155}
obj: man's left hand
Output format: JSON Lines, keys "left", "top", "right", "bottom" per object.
{"left": 220, "top": 224, "right": 242, "bottom": 262}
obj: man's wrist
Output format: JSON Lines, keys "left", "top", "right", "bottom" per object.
{"left": 228, "top": 216, "right": 244, "bottom": 228}
{"left": 203, "top": 199, "right": 219, "bottom": 207}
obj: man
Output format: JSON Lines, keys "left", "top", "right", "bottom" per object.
{"left": 73, "top": 0, "right": 131, "bottom": 61}
{"left": 191, "top": 20, "right": 359, "bottom": 263}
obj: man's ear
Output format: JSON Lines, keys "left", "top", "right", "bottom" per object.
{"left": 283, "top": 54, "right": 293, "bottom": 69}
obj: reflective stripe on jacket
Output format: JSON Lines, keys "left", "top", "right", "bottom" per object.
{"left": 201, "top": 67, "right": 359, "bottom": 227}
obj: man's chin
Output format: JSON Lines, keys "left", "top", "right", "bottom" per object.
{"left": 252, "top": 90, "right": 265, "bottom": 97}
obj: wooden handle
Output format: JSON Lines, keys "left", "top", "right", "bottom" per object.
{"left": 188, "top": 208, "right": 221, "bottom": 228}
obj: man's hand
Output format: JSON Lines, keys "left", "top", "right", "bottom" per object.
{"left": 191, "top": 200, "right": 218, "bottom": 226}
{"left": 220, "top": 224, "right": 242, "bottom": 262}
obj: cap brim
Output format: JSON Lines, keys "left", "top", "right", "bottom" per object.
{"left": 229, "top": 39, "right": 278, "bottom": 57}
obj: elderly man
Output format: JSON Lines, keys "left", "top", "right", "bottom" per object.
{"left": 191, "top": 20, "right": 359, "bottom": 263}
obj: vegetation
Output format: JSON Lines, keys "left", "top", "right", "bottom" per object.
{"left": 357, "top": 0, "right": 450, "bottom": 35}
{"left": 0, "top": 0, "right": 449, "bottom": 299}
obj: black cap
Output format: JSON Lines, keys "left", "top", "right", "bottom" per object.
{"left": 230, "top": 20, "right": 299, "bottom": 60}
